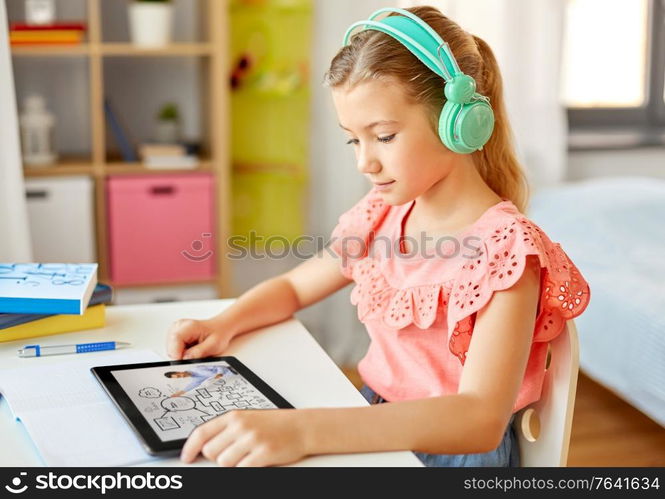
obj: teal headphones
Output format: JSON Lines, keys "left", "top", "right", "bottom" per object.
{"left": 343, "top": 7, "right": 494, "bottom": 154}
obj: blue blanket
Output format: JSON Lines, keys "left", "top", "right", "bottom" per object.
{"left": 529, "top": 177, "right": 665, "bottom": 427}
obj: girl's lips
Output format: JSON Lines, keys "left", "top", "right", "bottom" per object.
{"left": 373, "top": 180, "right": 395, "bottom": 191}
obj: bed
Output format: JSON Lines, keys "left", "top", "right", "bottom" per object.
{"left": 528, "top": 176, "right": 665, "bottom": 427}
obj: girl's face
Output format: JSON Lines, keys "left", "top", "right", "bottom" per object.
{"left": 332, "top": 77, "right": 456, "bottom": 206}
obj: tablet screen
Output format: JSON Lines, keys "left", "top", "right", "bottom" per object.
{"left": 110, "top": 360, "right": 279, "bottom": 442}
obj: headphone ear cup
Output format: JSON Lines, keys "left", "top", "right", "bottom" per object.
{"left": 439, "top": 100, "right": 494, "bottom": 154}
{"left": 455, "top": 101, "right": 495, "bottom": 153}
{"left": 438, "top": 100, "right": 462, "bottom": 153}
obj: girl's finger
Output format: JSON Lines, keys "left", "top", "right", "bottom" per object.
{"left": 180, "top": 415, "right": 228, "bottom": 463}
{"left": 182, "top": 334, "right": 220, "bottom": 360}
{"left": 199, "top": 427, "right": 235, "bottom": 462}
{"left": 166, "top": 319, "right": 198, "bottom": 359}
{"left": 235, "top": 450, "right": 268, "bottom": 468}
{"left": 214, "top": 439, "right": 252, "bottom": 467}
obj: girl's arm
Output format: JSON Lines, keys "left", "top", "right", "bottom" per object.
{"left": 167, "top": 248, "right": 351, "bottom": 359}
{"left": 180, "top": 256, "right": 541, "bottom": 465}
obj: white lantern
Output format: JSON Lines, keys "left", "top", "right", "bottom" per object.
{"left": 25, "top": 0, "right": 56, "bottom": 26}
{"left": 19, "top": 95, "right": 57, "bottom": 167}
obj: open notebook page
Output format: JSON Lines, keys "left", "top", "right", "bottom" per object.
{"left": 0, "top": 349, "right": 163, "bottom": 466}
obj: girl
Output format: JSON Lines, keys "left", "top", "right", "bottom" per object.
{"left": 166, "top": 5, "right": 590, "bottom": 467}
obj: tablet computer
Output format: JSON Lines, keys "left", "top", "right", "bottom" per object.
{"left": 91, "top": 356, "right": 293, "bottom": 456}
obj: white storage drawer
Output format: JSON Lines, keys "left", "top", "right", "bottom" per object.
{"left": 25, "top": 175, "right": 96, "bottom": 263}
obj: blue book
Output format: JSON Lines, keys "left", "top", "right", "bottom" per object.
{"left": 0, "top": 263, "right": 98, "bottom": 315}
{"left": 0, "top": 283, "right": 112, "bottom": 330}
{"left": 104, "top": 98, "right": 137, "bottom": 162}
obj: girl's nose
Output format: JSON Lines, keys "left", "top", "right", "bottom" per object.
{"left": 356, "top": 147, "right": 381, "bottom": 175}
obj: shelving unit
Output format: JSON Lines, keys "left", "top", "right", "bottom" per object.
{"left": 11, "top": 45, "right": 91, "bottom": 56}
{"left": 100, "top": 43, "right": 214, "bottom": 56}
{"left": 13, "top": 0, "right": 232, "bottom": 297}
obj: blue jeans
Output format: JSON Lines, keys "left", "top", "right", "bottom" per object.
{"left": 359, "top": 384, "right": 520, "bottom": 467}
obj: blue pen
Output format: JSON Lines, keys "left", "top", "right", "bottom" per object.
{"left": 17, "top": 341, "right": 131, "bottom": 358}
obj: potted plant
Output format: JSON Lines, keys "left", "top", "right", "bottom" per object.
{"left": 154, "top": 102, "right": 181, "bottom": 143}
{"left": 128, "top": 0, "right": 173, "bottom": 48}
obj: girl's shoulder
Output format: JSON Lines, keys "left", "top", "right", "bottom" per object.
{"left": 331, "top": 187, "right": 391, "bottom": 235}
{"left": 444, "top": 199, "right": 591, "bottom": 360}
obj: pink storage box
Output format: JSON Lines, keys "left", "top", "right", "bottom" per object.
{"left": 107, "top": 173, "right": 216, "bottom": 284}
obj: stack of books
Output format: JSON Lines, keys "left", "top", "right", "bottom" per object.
{"left": 138, "top": 143, "right": 200, "bottom": 169}
{"left": 0, "top": 263, "right": 112, "bottom": 343}
{"left": 9, "top": 22, "right": 87, "bottom": 46}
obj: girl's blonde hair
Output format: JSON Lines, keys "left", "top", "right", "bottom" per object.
{"left": 323, "top": 5, "right": 529, "bottom": 212}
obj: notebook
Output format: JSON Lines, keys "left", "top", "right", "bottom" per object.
{"left": 0, "top": 350, "right": 163, "bottom": 466}
{"left": 0, "top": 304, "right": 106, "bottom": 343}
{"left": 0, "top": 283, "right": 112, "bottom": 330}
{"left": 0, "top": 263, "right": 98, "bottom": 315}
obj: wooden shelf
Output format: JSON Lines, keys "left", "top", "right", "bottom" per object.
{"left": 23, "top": 158, "right": 94, "bottom": 177}
{"left": 24, "top": 162, "right": 214, "bottom": 177}
{"left": 99, "top": 43, "right": 213, "bottom": 56}
{"left": 12, "top": 43, "right": 213, "bottom": 57}
{"left": 104, "top": 160, "right": 213, "bottom": 175}
{"left": 11, "top": 45, "right": 91, "bottom": 56}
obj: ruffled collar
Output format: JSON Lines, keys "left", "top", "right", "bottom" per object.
{"left": 395, "top": 197, "right": 518, "bottom": 257}
{"left": 348, "top": 195, "right": 523, "bottom": 330}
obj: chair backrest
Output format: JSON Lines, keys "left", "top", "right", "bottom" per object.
{"left": 513, "top": 320, "right": 580, "bottom": 467}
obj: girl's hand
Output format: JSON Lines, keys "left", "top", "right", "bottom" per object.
{"left": 180, "top": 409, "right": 308, "bottom": 467}
{"left": 166, "top": 318, "right": 233, "bottom": 360}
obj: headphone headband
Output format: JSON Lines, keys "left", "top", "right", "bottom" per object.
{"left": 342, "top": 7, "right": 462, "bottom": 82}
{"left": 368, "top": 8, "right": 461, "bottom": 75}
{"left": 343, "top": 19, "right": 451, "bottom": 80}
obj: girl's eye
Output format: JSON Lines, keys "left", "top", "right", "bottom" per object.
{"left": 345, "top": 134, "right": 396, "bottom": 145}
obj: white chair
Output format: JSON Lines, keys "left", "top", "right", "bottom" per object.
{"left": 513, "top": 320, "right": 580, "bottom": 467}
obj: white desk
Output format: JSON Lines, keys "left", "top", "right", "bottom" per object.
{"left": 0, "top": 299, "right": 421, "bottom": 467}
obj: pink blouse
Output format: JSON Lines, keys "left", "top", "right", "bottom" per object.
{"left": 330, "top": 188, "right": 591, "bottom": 413}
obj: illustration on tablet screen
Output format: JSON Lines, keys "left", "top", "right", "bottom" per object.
{"left": 111, "top": 361, "right": 277, "bottom": 442}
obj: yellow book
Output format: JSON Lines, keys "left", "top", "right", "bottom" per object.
{"left": 10, "top": 33, "right": 83, "bottom": 43}
{"left": 10, "top": 30, "right": 83, "bottom": 38}
{"left": 0, "top": 305, "right": 106, "bottom": 343}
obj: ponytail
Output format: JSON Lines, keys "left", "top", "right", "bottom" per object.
{"left": 470, "top": 35, "right": 529, "bottom": 212}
